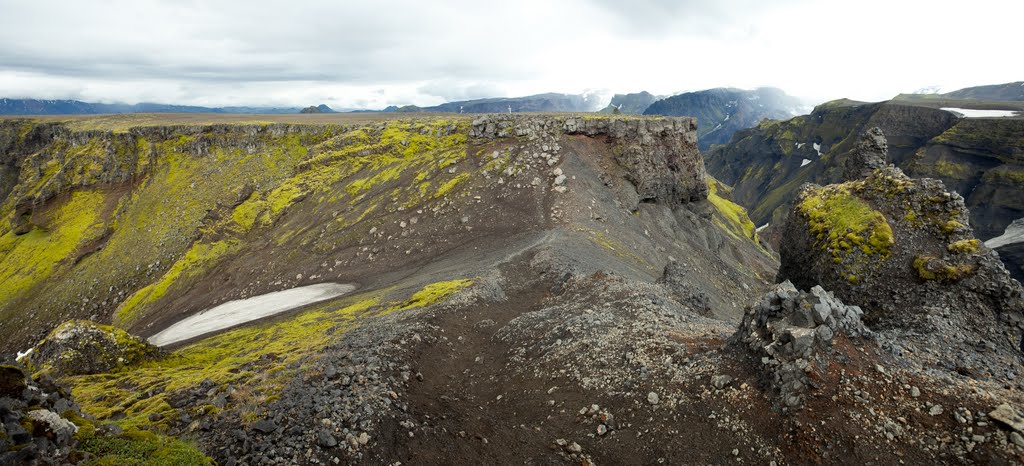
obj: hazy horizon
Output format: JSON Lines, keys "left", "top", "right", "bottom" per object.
{"left": 1, "top": 0, "right": 1021, "bottom": 110}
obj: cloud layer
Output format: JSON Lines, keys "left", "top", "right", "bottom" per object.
{"left": 0, "top": 0, "right": 1021, "bottom": 109}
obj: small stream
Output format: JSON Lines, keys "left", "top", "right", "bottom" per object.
{"left": 147, "top": 283, "right": 356, "bottom": 347}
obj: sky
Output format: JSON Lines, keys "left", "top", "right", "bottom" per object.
{"left": 0, "top": 0, "right": 1021, "bottom": 110}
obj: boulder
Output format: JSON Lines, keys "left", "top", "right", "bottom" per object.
{"left": 0, "top": 366, "right": 27, "bottom": 398}
{"left": 21, "top": 320, "right": 160, "bottom": 376}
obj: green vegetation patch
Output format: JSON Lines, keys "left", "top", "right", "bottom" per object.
{"left": 71, "top": 278, "right": 472, "bottom": 433}
{"left": 706, "top": 177, "right": 758, "bottom": 241}
{"left": 0, "top": 190, "right": 108, "bottom": 307}
{"left": 798, "top": 185, "right": 894, "bottom": 260}
{"left": 947, "top": 239, "right": 981, "bottom": 254}
{"left": 913, "top": 255, "right": 978, "bottom": 281}
{"left": 76, "top": 426, "right": 213, "bottom": 466}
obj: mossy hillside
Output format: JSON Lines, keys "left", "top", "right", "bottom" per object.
{"left": 2, "top": 118, "right": 474, "bottom": 345}
{"left": 0, "top": 124, "right": 337, "bottom": 347}
{"left": 0, "top": 190, "right": 109, "bottom": 308}
{"left": 930, "top": 118, "right": 1024, "bottom": 159}
{"left": 70, "top": 279, "right": 472, "bottom": 434}
{"left": 112, "top": 119, "right": 472, "bottom": 327}
{"left": 75, "top": 426, "right": 213, "bottom": 466}
{"left": 706, "top": 177, "right": 758, "bottom": 242}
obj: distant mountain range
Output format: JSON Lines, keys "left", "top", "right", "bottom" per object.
{"left": 0, "top": 98, "right": 312, "bottom": 115}
{"left": 392, "top": 93, "right": 606, "bottom": 114}
{"left": 942, "top": 81, "right": 1024, "bottom": 101}
{"left": 598, "top": 91, "right": 663, "bottom": 114}
{"left": 642, "top": 87, "right": 807, "bottom": 151}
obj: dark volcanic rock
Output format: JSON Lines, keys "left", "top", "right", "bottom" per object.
{"left": 22, "top": 320, "right": 160, "bottom": 376}
{"left": 732, "top": 281, "right": 871, "bottom": 408}
{"left": 842, "top": 126, "right": 887, "bottom": 180}
{"left": 657, "top": 261, "right": 711, "bottom": 316}
{"left": 778, "top": 130, "right": 1024, "bottom": 377}
{"left": 470, "top": 114, "right": 708, "bottom": 204}
{"left": 0, "top": 365, "right": 27, "bottom": 398}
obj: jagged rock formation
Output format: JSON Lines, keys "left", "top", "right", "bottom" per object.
{"left": 21, "top": 320, "right": 160, "bottom": 376}
{"left": 778, "top": 130, "right": 1024, "bottom": 379}
{"left": 470, "top": 114, "right": 708, "bottom": 204}
{"left": 704, "top": 97, "right": 1024, "bottom": 250}
{"left": 643, "top": 87, "right": 805, "bottom": 151}
{"left": 732, "top": 281, "right": 871, "bottom": 408}
{"left": 842, "top": 126, "right": 887, "bottom": 180}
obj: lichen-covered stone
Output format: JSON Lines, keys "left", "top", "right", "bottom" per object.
{"left": 22, "top": 320, "right": 160, "bottom": 376}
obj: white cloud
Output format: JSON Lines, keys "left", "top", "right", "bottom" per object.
{"left": 0, "top": 0, "right": 1020, "bottom": 108}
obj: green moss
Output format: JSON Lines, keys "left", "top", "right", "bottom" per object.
{"left": 933, "top": 160, "right": 970, "bottom": 179}
{"left": 798, "top": 185, "right": 894, "bottom": 261}
{"left": 914, "top": 255, "right": 977, "bottom": 281}
{"left": 942, "top": 220, "right": 965, "bottom": 235}
{"left": 0, "top": 190, "right": 108, "bottom": 307}
{"left": 386, "top": 279, "right": 473, "bottom": 314}
{"left": 71, "top": 278, "right": 470, "bottom": 433}
{"left": 947, "top": 239, "right": 981, "bottom": 254}
{"left": 77, "top": 427, "right": 213, "bottom": 466}
{"left": 434, "top": 173, "right": 470, "bottom": 199}
{"left": 706, "top": 177, "right": 757, "bottom": 240}
{"left": 115, "top": 240, "right": 241, "bottom": 327}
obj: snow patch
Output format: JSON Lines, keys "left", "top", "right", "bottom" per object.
{"left": 941, "top": 108, "right": 1019, "bottom": 118}
{"left": 148, "top": 283, "right": 357, "bottom": 347}
{"left": 800, "top": 158, "right": 812, "bottom": 167}
{"left": 795, "top": 142, "right": 805, "bottom": 149}
{"left": 812, "top": 143, "right": 822, "bottom": 156}
{"left": 986, "top": 218, "right": 1024, "bottom": 249}
{"left": 16, "top": 348, "right": 33, "bottom": 360}
{"left": 756, "top": 223, "right": 770, "bottom": 232}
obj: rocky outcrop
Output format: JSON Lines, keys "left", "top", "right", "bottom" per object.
{"left": 842, "top": 126, "right": 887, "bottom": 180}
{"left": 21, "top": 320, "right": 159, "bottom": 376}
{"left": 778, "top": 130, "right": 1024, "bottom": 378}
{"left": 732, "top": 281, "right": 870, "bottom": 409}
{"left": 470, "top": 114, "right": 708, "bottom": 204}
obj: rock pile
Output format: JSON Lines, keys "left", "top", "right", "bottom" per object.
{"left": 0, "top": 364, "right": 82, "bottom": 464}
{"left": 21, "top": 320, "right": 160, "bottom": 376}
{"left": 732, "top": 281, "right": 871, "bottom": 408}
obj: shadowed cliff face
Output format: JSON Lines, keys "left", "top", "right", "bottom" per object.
{"left": 0, "top": 114, "right": 770, "bottom": 353}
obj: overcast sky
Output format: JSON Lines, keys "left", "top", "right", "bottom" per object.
{"left": 0, "top": 0, "right": 1021, "bottom": 109}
